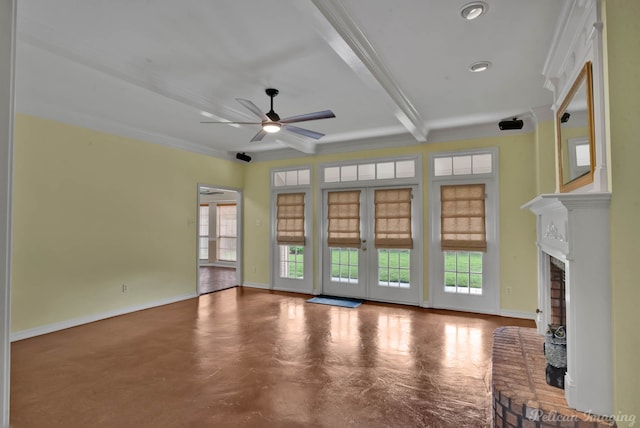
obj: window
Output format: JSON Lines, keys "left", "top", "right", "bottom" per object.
{"left": 434, "top": 153, "right": 492, "bottom": 177}
{"left": 445, "top": 251, "right": 483, "bottom": 294}
{"left": 274, "top": 168, "right": 311, "bottom": 187}
{"left": 279, "top": 245, "right": 304, "bottom": 279}
{"left": 374, "top": 188, "right": 413, "bottom": 249}
{"left": 276, "top": 193, "right": 305, "bottom": 245}
{"left": 429, "top": 148, "right": 498, "bottom": 309}
{"left": 322, "top": 158, "right": 417, "bottom": 184}
{"left": 374, "top": 188, "right": 413, "bottom": 288}
{"left": 378, "top": 249, "right": 410, "bottom": 288}
{"left": 276, "top": 193, "right": 306, "bottom": 279}
{"left": 271, "top": 167, "right": 313, "bottom": 292}
{"left": 199, "top": 205, "right": 209, "bottom": 260}
{"left": 330, "top": 248, "right": 359, "bottom": 283}
{"left": 440, "top": 184, "right": 486, "bottom": 252}
{"left": 327, "top": 190, "right": 361, "bottom": 248}
{"left": 216, "top": 204, "right": 236, "bottom": 262}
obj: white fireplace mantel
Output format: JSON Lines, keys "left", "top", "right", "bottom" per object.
{"left": 522, "top": 192, "right": 613, "bottom": 416}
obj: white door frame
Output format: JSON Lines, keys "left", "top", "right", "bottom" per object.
{"left": 427, "top": 149, "right": 500, "bottom": 314}
{"left": 270, "top": 189, "right": 313, "bottom": 294}
{"left": 0, "top": 0, "right": 16, "bottom": 424}
{"left": 196, "top": 184, "right": 243, "bottom": 295}
{"left": 316, "top": 156, "right": 423, "bottom": 306}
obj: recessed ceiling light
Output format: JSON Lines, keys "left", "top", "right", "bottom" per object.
{"left": 460, "top": 2, "right": 488, "bottom": 20}
{"left": 200, "top": 111, "right": 215, "bottom": 118}
{"left": 469, "top": 61, "right": 491, "bottom": 72}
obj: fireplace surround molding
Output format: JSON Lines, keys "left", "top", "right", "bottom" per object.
{"left": 523, "top": 192, "right": 613, "bottom": 416}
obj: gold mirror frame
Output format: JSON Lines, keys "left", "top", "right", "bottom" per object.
{"left": 557, "top": 61, "right": 596, "bottom": 192}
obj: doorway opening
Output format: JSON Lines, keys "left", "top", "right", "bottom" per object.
{"left": 197, "top": 185, "right": 242, "bottom": 294}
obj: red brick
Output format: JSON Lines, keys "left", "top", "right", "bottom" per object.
{"left": 505, "top": 409, "right": 519, "bottom": 427}
{"left": 522, "top": 419, "right": 539, "bottom": 428}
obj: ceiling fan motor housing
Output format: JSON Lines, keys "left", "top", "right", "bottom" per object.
{"left": 265, "top": 88, "right": 281, "bottom": 121}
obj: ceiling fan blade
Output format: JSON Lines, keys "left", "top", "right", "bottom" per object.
{"left": 200, "top": 121, "right": 260, "bottom": 124}
{"left": 283, "top": 125, "right": 325, "bottom": 140}
{"left": 236, "top": 98, "right": 268, "bottom": 121}
{"left": 280, "top": 110, "right": 335, "bottom": 124}
{"left": 250, "top": 129, "right": 268, "bottom": 142}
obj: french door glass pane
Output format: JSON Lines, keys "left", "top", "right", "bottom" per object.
{"left": 330, "top": 248, "right": 359, "bottom": 283}
{"left": 378, "top": 249, "right": 410, "bottom": 288}
{"left": 279, "top": 245, "right": 304, "bottom": 279}
{"left": 444, "top": 251, "right": 483, "bottom": 295}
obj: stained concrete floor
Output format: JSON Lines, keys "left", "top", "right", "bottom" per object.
{"left": 10, "top": 287, "right": 533, "bottom": 427}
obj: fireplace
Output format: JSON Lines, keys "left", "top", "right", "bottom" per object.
{"left": 523, "top": 192, "right": 613, "bottom": 416}
{"left": 549, "top": 257, "right": 566, "bottom": 326}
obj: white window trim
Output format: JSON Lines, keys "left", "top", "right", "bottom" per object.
{"left": 316, "top": 155, "right": 423, "bottom": 304}
{"left": 270, "top": 167, "right": 313, "bottom": 294}
{"left": 427, "top": 148, "right": 500, "bottom": 314}
{"left": 318, "top": 155, "right": 421, "bottom": 190}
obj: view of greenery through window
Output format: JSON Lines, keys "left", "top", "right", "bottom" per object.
{"left": 326, "top": 248, "right": 410, "bottom": 284}
{"left": 444, "top": 251, "right": 482, "bottom": 294}
{"left": 282, "top": 246, "right": 304, "bottom": 278}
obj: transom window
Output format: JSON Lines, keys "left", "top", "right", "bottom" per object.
{"left": 323, "top": 159, "right": 416, "bottom": 183}
{"left": 433, "top": 153, "right": 492, "bottom": 176}
{"left": 274, "top": 168, "right": 311, "bottom": 187}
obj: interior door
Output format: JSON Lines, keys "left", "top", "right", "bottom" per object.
{"left": 322, "top": 187, "right": 420, "bottom": 305}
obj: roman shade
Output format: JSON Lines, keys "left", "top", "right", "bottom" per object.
{"left": 327, "top": 190, "right": 361, "bottom": 248}
{"left": 276, "top": 193, "right": 305, "bottom": 245}
{"left": 374, "top": 188, "right": 413, "bottom": 249}
{"left": 440, "top": 184, "right": 486, "bottom": 252}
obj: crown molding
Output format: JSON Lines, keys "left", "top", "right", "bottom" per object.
{"left": 19, "top": 104, "right": 233, "bottom": 160}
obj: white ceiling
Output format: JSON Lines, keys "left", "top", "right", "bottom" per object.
{"left": 15, "top": 0, "right": 564, "bottom": 161}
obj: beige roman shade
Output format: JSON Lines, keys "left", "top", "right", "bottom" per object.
{"left": 276, "top": 193, "right": 305, "bottom": 245}
{"left": 327, "top": 190, "right": 361, "bottom": 248}
{"left": 374, "top": 188, "right": 413, "bottom": 249}
{"left": 440, "top": 184, "right": 487, "bottom": 252}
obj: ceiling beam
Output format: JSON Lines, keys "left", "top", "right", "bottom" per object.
{"left": 309, "top": 0, "right": 428, "bottom": 142}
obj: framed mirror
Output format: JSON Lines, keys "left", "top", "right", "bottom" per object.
{"left": 557, "top": 61, "right": 595, "bottom": 192}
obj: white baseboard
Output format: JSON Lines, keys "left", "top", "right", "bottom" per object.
{"left": 499, "top": 309, "right": 536, "bottom": 320}
{"left": 241, "top": 283, "right": 313, "bottom": 296}
{"left": 10, "top": 293, "right": 197, "bottom": 342}
{"left": 242, "top": 282, "right": 271, "bottom": 290}
{"left": 271, "top": 286, "right": 313, "bottom": 295}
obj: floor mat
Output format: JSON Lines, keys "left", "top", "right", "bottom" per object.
{"left": 306, "top": 295, "right": 363, "bottom": 308}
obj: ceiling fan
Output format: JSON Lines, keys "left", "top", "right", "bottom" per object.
{"left": 201, "top": 88, "right": 335, "bottom": 142}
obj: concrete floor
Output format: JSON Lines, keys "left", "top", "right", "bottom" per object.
{"left": 10, "top": 287, "right": 533, "bottom": 427}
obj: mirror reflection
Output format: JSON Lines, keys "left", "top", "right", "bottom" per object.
{"left": 557, "top": 62, "right": 594, "bottom": 192}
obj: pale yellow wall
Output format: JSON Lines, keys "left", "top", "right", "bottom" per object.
{"left": 535, "top": 119, "right": 557, "bottom": 195}
{"left": 244, "top": 133, "right": 538, "bottom": 313}
{"left": 11, "top": 114, "right": 244, "bottom": 331}
{"left": 602, "top": 0, "right": 640, "bottom": 422}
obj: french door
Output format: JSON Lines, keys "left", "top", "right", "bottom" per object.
{"left": 322, "top": 186, "right": 420, "bottom": 305}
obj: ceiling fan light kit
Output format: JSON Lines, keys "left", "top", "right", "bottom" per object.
{"left": 201, "top": 88, "right": 335, "bottom": 143}
{"left": 262, "top": 122, "right": 281, "bottom": 133}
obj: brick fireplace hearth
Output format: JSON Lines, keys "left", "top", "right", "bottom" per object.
{"left": 492, "top": 327, "right": 615, "bottom": 427}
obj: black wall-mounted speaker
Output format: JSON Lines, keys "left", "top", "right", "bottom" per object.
{"left": 498, "top": 118, "right": 524, "bottom": 130}
{"left": 236, "top": 152, "right": 252, "bottom": 163}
